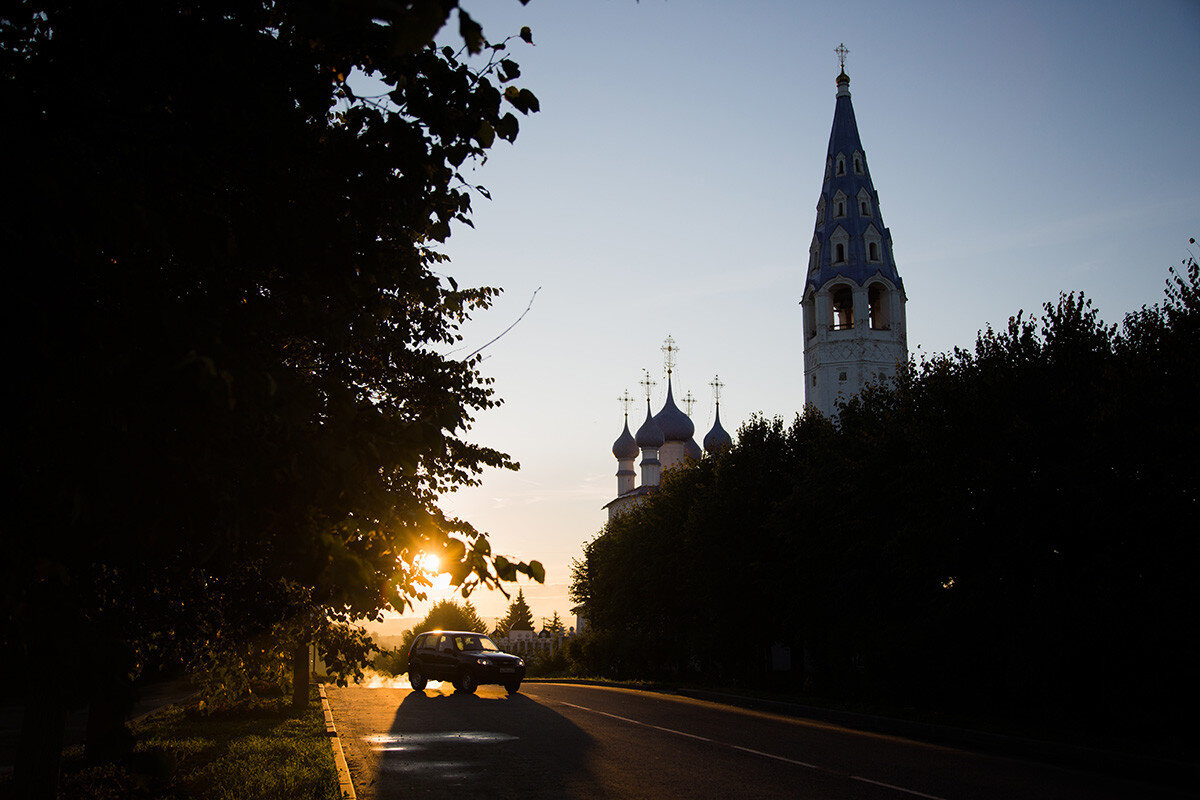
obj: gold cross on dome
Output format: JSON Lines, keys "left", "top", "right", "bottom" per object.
{"left": 618, "top": 389, "right": 634, "bottom": 417}
{"left": 835, "top": 43, "right": 849, "bottom": 72}
{"left": 639, "top": 370, "right": 656, "bottom": 400}
{"left": 661, "top": 335, "right": 678, "bottom": 376}
{"left": 710, "top": 375, "right": 725, "bottom": 404}
{"left": 682, "top": 391, "right": 696, "bottom": 416}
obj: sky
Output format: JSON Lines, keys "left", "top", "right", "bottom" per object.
{"left": 370, "top": 0, "right": 1200, "bottom": 631}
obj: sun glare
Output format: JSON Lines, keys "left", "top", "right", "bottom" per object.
{"left": 415, "top": 551, "right": 452, "bottom": 593}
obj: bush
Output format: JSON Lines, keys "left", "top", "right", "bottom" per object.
{"left": 371, "top": 647, "right": 408, "bottom": 677}
{"left": 528, "top": 647, "right": 572, "bottom": 678}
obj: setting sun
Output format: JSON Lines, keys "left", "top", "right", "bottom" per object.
{"left": 418, "top": 552, "right": 441, "bottom": 573}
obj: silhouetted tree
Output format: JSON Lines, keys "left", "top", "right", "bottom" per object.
{"left": 400, "top": 600, "right": 489, "bottom": 653}
{"left": 573, "top": 248, "right": 1200, "bottom": 742}
{"left": 2, "top": 1, "right": 540, "bottom": 796}
{"left": 542, "top": 611, "right": 566, "bottom": 636}
{"left": 495, "top": 589, "right": 536, "bottom": 637}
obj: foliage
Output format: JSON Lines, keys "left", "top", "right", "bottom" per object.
{"left": 572, "top": 248, "right": 1200, "bottom": 739}
{"left": 541, "top": 611, "right": 566, "bottom": 636}
{"left": 3, "top": 0, "right": 542, "bottom": 671}
{"left": 493, "top": 589, "right": 535, "bottom": 637}
{"left": 371, "top": 647, "right": 409, "bottom": 677}
{"left": 55, "top": 689, "right": 338, "bottom": 800}
{"left": 528, "top": 646, "right": 572, "bottom": 678}
{"left": 398, "top": 599, "right": 489, "bottom": 654}
{"left": 2, "top": 0, "right": 542, "bottom": 791}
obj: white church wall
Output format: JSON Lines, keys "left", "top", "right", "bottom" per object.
{"left": 658, "top": 440, "right": 688, "bottom": 472}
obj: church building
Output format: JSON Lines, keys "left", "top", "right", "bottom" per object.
{"left": 605, "top": 339, "right": 731, "bottom": 520}
{"left": 605, "top": 50, "right": 909, "bottom": 515}
{"left": 801, "top": 51, "right": 908, "bottom": 417}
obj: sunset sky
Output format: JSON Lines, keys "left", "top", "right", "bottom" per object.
{"left": 377, "top": 0, "right": 1200, "bottom": 628}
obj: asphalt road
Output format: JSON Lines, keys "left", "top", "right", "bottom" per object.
{"left": 324, "top": 682, "right": 1187, "bottom": 800}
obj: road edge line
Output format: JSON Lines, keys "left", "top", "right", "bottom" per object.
{"left": 319, "top": 684, "right": 357, "bottom": 800}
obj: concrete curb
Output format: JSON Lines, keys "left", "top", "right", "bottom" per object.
{"left": 319, "top": 684, "right": 356, "bottom": 800}
{"left": 523, "top": 679, "right": 1196, "bottom": 789}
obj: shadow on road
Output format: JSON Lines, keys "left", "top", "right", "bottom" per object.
{"left": 372, "top": 688, "right": 600, "bottom": 798}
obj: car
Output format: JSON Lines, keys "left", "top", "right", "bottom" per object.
{"left": 407, "top": 630, "right": 526, "bottom": 694}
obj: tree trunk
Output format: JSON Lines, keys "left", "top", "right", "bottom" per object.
{"left": 85, "top": 635, "right": 136, "bottom": 761}
{"left": 13, "top": 690, "right": 68, "bottom": 800}
{"left": 292, "top": 639, "right": 310, "bottom": 710}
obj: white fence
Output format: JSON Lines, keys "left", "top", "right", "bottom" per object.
{"left": 493, "top": 629, "right": 574, "bottom": 659}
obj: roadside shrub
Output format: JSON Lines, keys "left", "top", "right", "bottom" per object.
{"left": 371, "top": 647, "right": 408, "bottom": 677}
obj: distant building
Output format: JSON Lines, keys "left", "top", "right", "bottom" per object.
{"left": 801, "top": 55, "right": 909, "bottom": 417}
{"left": 604, "top": 339, "right": 731, "bottom": 521}
{"left": 493, "top": 625, "right": 574, "bottom": 660}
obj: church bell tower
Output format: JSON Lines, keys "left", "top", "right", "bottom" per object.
{"left": 802, "top": 45, "right": 908, "bottom": 417}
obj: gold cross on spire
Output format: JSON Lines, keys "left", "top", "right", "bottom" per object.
{"left": 682, "top": 390, "right": 696, "bottom": 416}
{"left": 639, "top": 369, "right": 656, "bottom": 401}
{"left": 661, "top": 335, "right": 678, "bottom": 376}
{"left": 835, "top": 42, "right": 849, "bottom": 72}
{"left": 710, "top": 374, "right": 725, "bottom": 405}
{"left": 618, "top": 389, "right": 635, "bottom": 418}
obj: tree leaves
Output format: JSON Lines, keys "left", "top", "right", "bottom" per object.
{"left": 3, "top": 0, "right": 543, "bottom": 716}
{"left": 494, "top": 112, "right": 519, "bottom": 142}
{"left": 574, "top": 257, "right": 1200, "bottom": 735}
{"left": 458, "top": 9, "right": 484, "bottom": 54}
{"left": 504, "top": 86, "right": 540, "bottom": 114}
{"left": 498, "top": 58, "right": 520, "bottom": 82}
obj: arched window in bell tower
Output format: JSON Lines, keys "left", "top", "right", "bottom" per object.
{"left": 868, "top": 283, "right": 891, "bottom": 330}
{"left": 831, "top": 285, "right": 854, "bottom": 330}
{"left": 830, "top": 225, "right": 850, "bottom": 265}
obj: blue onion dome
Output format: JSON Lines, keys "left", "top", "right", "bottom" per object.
{"left": 704, "top": 404, "right": 732, "bottom": 454}
{"left": 686, "top": 438, "right": 703, "bottom": 461}
{"left": 653, "top": 379, "right": 695, "bottom": 442}
{"left": 612, "top": 419, "right": 638, "bottom": 460}
{"left": 635, "top": 400, "right": 664, "bottom": 448}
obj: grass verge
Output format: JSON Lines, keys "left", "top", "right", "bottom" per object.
{"left": 57, "top": 688, "right": 340, "bottom": 800}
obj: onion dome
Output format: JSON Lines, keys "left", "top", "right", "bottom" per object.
{"left": 612, "top": 418, "right": 638, "bottom": 460}
{"left": 703, "top": 403, "right": 732, "bottom": 454}
{"left": 635, "top": 400, "right": 664, "bottom": 448}
{"left": 653, "top": 379, "right": 695, "bottom": 442}
{"left": 686, "top": 438, "right": 703, "bottom": 461}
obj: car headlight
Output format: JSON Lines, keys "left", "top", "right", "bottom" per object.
{"left": 516, "top": 658, "right": 524, "bottom": 666}
{"left": 475, "top": 658, "right": 493, "bottom": 666}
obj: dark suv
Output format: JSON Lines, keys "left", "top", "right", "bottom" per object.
{"left": 407, "top": 631, "right": 526, "bottom": 694}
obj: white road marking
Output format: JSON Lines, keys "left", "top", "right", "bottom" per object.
{"left": 851, "top": 775, "right": 948, "bottom": 800}
{"left": 550, "top": 697, "right": 949, "bottom": 800}
{"left": 557, "top": 701, "right": 714, "bottom": 742}
{"left": 727, "top": 743, "right": 822, "bottom": 770}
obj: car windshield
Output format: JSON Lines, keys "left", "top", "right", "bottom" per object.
{"left": 454, "top": 634, "right": 499, "bottom": 652}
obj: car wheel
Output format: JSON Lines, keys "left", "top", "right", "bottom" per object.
{"left": 408, "top": 667, "right": 427, "bottom": 691}
{"left": 504, "top": 680, "right": 521, "bottom": 695}
{"left": 458, "top": 671, "right": 478, "bottom": 694}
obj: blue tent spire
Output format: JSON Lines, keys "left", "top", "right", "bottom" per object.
{"left": 806, "top": 65, "right": 905, "bottom": 295}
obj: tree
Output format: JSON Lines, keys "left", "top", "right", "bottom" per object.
{"left": 400, "top": 600, "right": 489, "bottom": 653}
{"left": 494, "top": 589, "right": 536, "bottom": 637}
{"left": 542, "top": 611, "right": 566, "bottom": 637}
{"left": 2, "top": 1, "right": 541, "bottom": 796}
{"left": 573, "top": 246, "right": 1199, "bottom": 739}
